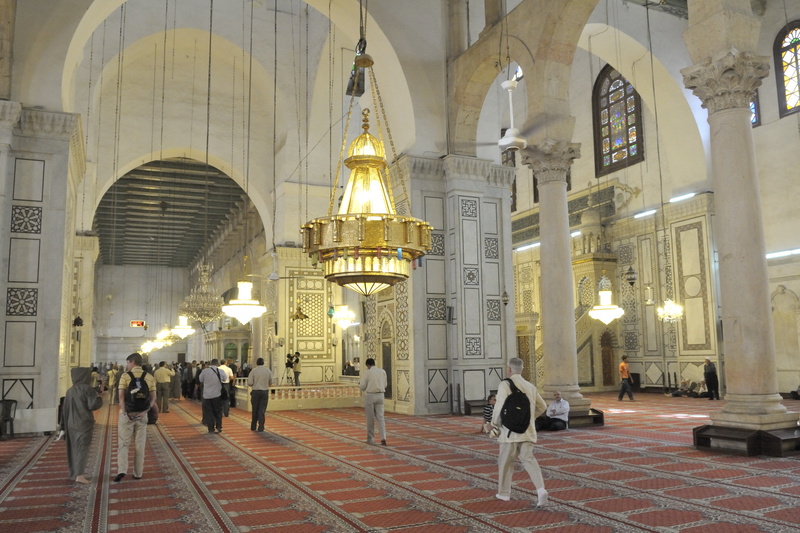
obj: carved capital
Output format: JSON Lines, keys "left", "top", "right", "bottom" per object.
{"left": 17, "top": 108, "right": 79, "bottom": 140}
{"left": 682, "top": 49, "right": 769, "bottom": 115}
{"left": 521, "top": 140, "right": 580, "bottom": 184}
{"left": 443, "top": 154, "right": 492, "bottom": 182}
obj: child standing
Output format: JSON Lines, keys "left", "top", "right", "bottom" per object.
{"left": 482, "top": 394, "right": 497, "bottom": 433}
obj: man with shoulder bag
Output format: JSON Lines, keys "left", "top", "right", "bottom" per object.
{"left": 198, "top": 358, "right": 225, "bottom": 434}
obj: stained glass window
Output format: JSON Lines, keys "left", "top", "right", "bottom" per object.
{"left": 592, "top": 65, "right": 644, "bottom": 177}
{"left": 751, "top": 90, "right": 761, "bottom": 127}
{"left": 774, "top": 22, "right": 800, "bottom": 118}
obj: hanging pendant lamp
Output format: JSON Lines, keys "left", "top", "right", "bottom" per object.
{"left": 221, "top": 264, "right": 266, "bottom": 325}
{"left": 588, "top": 275, "right": 625, "bottom": 325}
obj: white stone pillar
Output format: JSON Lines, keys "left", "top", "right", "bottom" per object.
{"left": 683, "top": 51, "right": 796, "bottom": 429}
{"left": 523, "top": 141, "right": 589, "bottom": 413}
{"left": 447, "top": 0, "right": 469, "bottom": 58}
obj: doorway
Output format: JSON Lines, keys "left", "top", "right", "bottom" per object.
{"left": 382, "top": 342, "right": 393, "bottom": 399}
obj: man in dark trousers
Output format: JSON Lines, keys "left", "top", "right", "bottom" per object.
{"left": 198, "top": 358, "right": 225, "bottom": 433}
{"left": 247, "top": 358, "right": 273, "bottom": 432}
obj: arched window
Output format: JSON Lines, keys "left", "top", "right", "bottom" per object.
{"left": 774, "top": 20, "right": 800, "bottom": 118}
{"left": 592, "top": 64, "right": 644, "bottom": 177}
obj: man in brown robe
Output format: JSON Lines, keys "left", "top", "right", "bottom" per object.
{"left": 62, "top": 367, "right": 103, "bottom": 484}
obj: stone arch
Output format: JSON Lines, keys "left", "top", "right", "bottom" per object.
{"left": 448, "top": 0, "right": 598, "bottom": 157}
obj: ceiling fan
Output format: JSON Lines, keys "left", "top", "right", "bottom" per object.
{"left": 497, "top": 79, "right": 527, "bottom": 153}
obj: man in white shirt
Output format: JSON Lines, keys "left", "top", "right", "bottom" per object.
{"left": 247, "top": 357, "right": 273, "bottom": 432}
{"left": 218, "top": 359, "right": 234, "bottom": 416}
{"left": 358, "top": 358, "right": 387, "bottom": 446}
{"left": 491, "top": 357, "right": 548, "bottom": 506}
{"left": 534, "top": 391, "right": 570, "bottom": 431}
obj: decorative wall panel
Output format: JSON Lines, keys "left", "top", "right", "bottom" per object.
{"left": 424, "top": 196, "right": 445, "bottom": 230}
{"left": 484, "top": 237, "right": 499, "bottom": 259}
{"left": 8, "top": 238, "right": 40, "bottom": 283}
{"left": 463, "top": 369, "right": 486, "bottom": 401}
{"left": 6, "top": 288, "right": 38, "bottom": 316}
{"left": 675, "top": 220, "right": 713, "bottom": 352}
{"left": 397, "top": 370, "right": 410, "bottom": 402}
{"left": 13, "top": 158, "right": 45, "bottom": 202}
{"left": 427, "top": 298, "right": 446, "bottom": 321}
{"left": 4, "top": 321, "right": 36, "bottom": 366}
{"left": 462, "top": 219, "right": 479, "bottom": 264}
{"left": 10, "top": 206, "right": 42, "bottom": 234}
{"left": 425, "top": 258, "right": 445, "bottom": 294}
{"left": 485, "top": 324, "right": 502, "bottom": 359}
{"left": 428, "top": 369, "right": 449, "bottom": 403}
{"left": 2, "top": 378, "right": 34, "bottom": 409}
{"left": 427, "top": 324, "right": 447, "bottom": 359}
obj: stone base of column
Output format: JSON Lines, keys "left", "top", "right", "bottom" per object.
{"left": 710, "top": 393, "right": 798, "bottom": 431}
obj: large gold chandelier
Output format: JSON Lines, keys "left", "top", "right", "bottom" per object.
{"left": 181, "top": 263, "right": 224, "bottom": 326}
{"left": 301, "top": 53, "right": 432, "bottom": 296}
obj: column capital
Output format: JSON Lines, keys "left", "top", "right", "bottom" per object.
{"left": 682, "top": 49, "right": 769, "bottom": 115}
{"left": 521, "top": 140, "right": 580, "bottom": 184}
{"left": 0, "top": 99, "right": 20, "bottom": 144}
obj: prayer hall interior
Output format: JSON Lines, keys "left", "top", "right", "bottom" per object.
{"left": 1, "top": 0, "right": 800, "bottom": 528}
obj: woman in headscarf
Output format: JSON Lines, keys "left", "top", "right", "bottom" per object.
{"left": 61, "top": 367, "right": 103, "bottom": 484}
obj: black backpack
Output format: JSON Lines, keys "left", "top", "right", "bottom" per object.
{"left": 125, "top": 371, "right": 151, "bottom": 413}
{"left": 500, "top": 378, "right": 531, "bottom": 436}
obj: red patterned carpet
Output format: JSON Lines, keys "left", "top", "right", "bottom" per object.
{"left": 1, "top": 391, "right": 799, "bottom": 532}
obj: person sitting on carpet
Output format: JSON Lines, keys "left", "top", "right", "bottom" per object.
{"left": 670, "top": 380, "right": 698, "bottom": 397}
{"left": 695, "top": 380, "right": 712, "bottom": 398}
{"left": 535, "top": 391, "right": 570, "bottom": 431}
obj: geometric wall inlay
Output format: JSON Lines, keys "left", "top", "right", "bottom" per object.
{"left": 2, "top": 378, "right": 34, "bottom": 409}
{"left": 522, "top": 290, "right": 533, "bottom": 313}
{"left": 520, "top": 266, "right": 532, "bottom": 283}
{"left": 578, "top": 277, "right": 595, "bottom": 307}
{"left": 6, "top": 288, "right": 38, "bottom": 316}
{"left": 395, "top": 281, "right": 409, "bottom": 360}
{"left": 486, "top": 299, "right": 501, "bottom": 321}
{"left": 623, "top": 330, "right": 639, "bottom": 351}
{"left": 461, "top": 198, "right": 478, "bottom": 218}
{"left": 428, "top": 369, "right": 449, "bottom": 403}
{"left": 466, "top": 336, "right": 482, "bottom": 357}
{"left": 294, "top": 291, "right": 324, "bottom": 337}
{"left": 618, "top": 243, "right": 634, "bottom": 264}
{"left": 429, "top": 233, "right": 445, "bottom": 256}
{"left": 426, "top": 298, "right": 446, "bottom": 320}
{"left": 10, "top": 205, "right": 43, "bottom": 234}
{"left": 397, "top": 370, "right": 410, "bottom": 402}
{"left": 645, "top": 362, "right": 664, "bottom": 386}
{"left": 484, "top": 237, "right": 499, "bottom": 259}
{"left": 464, "top": 267, "right": 479, "bottom": 285}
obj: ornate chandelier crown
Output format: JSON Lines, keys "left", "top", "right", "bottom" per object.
{"left": 302, "top": 104, "right": 432, "bottom": 296}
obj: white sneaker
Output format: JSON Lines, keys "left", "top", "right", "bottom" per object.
{"left": 537, "top": 489, "right": 548, "bottom": 507}
{"left": 495, "top": 493, "right": 510, "bottom": 502}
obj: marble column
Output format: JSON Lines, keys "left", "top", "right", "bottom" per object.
{"left": 683, "top": 51, "right": 797, "bottom": 430}
{"left": 523, "top": 141, "right": 590, "bottom": 413}
{"left": 0, "top": 0, "right": 15, "bottom": 100}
